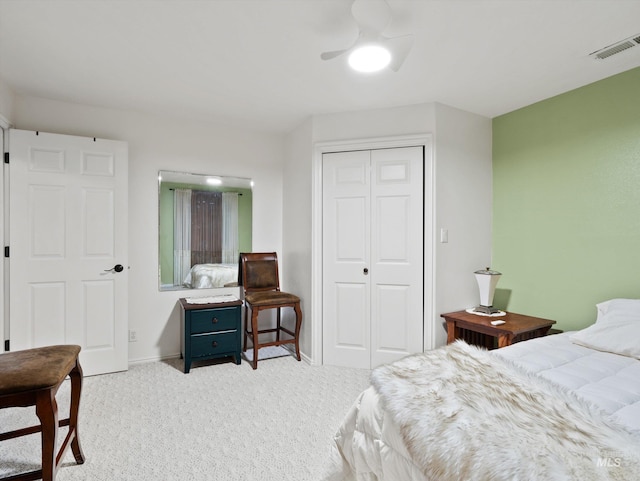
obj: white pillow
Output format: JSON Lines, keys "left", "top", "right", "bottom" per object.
{"left": 595, "top": 298, "right": 640, "bottom": 323}
{"left": 571, "top": 314, "right": 640, "bottom": 359}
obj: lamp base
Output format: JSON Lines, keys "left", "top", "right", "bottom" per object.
{"left": 473, "top": 305, "right": 501, "bottom": 315}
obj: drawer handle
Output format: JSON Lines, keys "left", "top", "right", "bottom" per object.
{"left": 212, "top": 341, "right": 218, "bottom": 348}
{"left": 212, "top": 317, "right": 219, "bottom": 324}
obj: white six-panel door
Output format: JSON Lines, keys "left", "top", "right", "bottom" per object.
{"left": 323, "top": 150, "right": 371, "bottom": 368}
{"left": 9, "top": 129, "right": 128, "bottom": 376}
{"left": 323, "top": 147, "right": 424, "bottom": 369}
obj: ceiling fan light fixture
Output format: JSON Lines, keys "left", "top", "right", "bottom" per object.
{"left": 348, "top": 44, "right": 391, "bottom": 73}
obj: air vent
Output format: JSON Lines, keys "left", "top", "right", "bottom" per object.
{"left": 590, "top": 34, "right": 640, "bottom": 60}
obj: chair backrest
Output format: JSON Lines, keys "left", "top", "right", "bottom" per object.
{"left": 238, "top": 252, "right": 281, "bottom": 294}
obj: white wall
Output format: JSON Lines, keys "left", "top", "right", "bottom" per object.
{"left": 432, "top": 103, "right": 493, "bottom": 346}
{"left": 282, "top": 117, "right": 313, "bottom": 358}
{"left": 11, "top": 94, "right": 285, "bottom": 363}
{"left": 0, "top": 78, "right": 15, "bottom": 125}
{"left": 312, "top": 103, "right": 436, "bottom": 142}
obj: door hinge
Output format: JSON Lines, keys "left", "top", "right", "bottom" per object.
{"left": 3, "top": 152, "right": 8, "bottom": 164}
{"left": 4, "top": 246, "right": 9, "bottom": 258}
{"left": 4, "top": 340, "right": 9, "bottom": 351}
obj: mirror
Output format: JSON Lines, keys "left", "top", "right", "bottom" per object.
{"left": 158, "top": 170, "right": 252, "bottom": 291}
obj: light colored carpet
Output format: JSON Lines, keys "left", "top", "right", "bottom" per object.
{"left": 0, "top": 351, "right": 370, "bottom": 480}
{"left": 241, "top": 345, "right": 293, "bottom": 362}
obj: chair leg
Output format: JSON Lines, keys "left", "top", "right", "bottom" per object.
{"left": 294, "top": 302, "right": 302, "bottom": 361}
{"left": 243, "top": 304, "right": 249, "bottom": 353}
{"left": 35, "top": 390, "right": 59, "bottom": 481}
{"left": 68, "top": 361, "right": 85, "bottom": 464}
{"left": 276, "top": 307, "right": 281, "bottom": 342}
{"left": 251, "top": 308, "right": 260, "bottom": 370}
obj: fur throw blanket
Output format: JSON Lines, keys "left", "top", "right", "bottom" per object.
{"left": 370, "top": 341, "right": 640, "bottom": 481}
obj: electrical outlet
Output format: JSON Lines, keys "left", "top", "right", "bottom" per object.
{"left": 128, "top": 329, "right": 138, "bottom": 342}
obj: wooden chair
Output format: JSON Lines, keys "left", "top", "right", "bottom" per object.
{"left": 239, "top": 252, "right": 302, "bottom": 369}
{"left": 0, "top": 345, "right": 85, "bottom": 481}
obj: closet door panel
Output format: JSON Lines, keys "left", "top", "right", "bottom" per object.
{"left": 374, "top": 284, "right": 410, "bottom": 351}
{"left": 370, "top": 146, "right": 424, "bottom": 367}
{"left": 322, "top": 150, "right": 371, "bottom": 369}
{"left": 334, "top": 283, "right": 368, "bottom": 348}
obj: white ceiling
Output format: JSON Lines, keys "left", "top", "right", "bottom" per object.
{"left": 1, "top": 0, "right": 639, "bottom": 134}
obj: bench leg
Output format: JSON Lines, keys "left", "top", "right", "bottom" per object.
{"left": 35, "top": 390, "right": 59, "bottom": 481}
{"left": 68, "top": 361, "right": 85, "bottom": 464}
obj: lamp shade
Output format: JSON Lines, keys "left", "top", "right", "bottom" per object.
{"left": 474, "top": 268, "right": 501, "bottom": 308}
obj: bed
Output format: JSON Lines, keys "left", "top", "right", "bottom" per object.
{"left": 182, "top": 263, "right": 238, "bottom": 288}
{"left": 324, "top": 299, "right": 640, "bottom": 481}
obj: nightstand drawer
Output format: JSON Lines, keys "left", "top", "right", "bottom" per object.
{"left": 191, "top": 332, "right": 237, "bottom": 358}
{"left": 190, "top": 308, "right": 238, "bottom": 334}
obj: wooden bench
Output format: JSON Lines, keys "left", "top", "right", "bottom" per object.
{"left": 0, "top": 345, "right": 85, "bottom": 481}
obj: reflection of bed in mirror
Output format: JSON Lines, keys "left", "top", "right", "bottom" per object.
{"left": 183, "top": 263, "right": 238, "bottom": 289}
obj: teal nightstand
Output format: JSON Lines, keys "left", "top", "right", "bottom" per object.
{"left": 179, "top": 298, "right": 243, "bottom": 373}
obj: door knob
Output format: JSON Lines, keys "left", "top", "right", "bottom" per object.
{"left": 363, "top": 268, "right": 369, "bottom": 275}
{"left": 104, "top": 264, "right": 124, "bottom": 273}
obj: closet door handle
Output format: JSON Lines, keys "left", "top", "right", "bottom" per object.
{"left": 363, "top": 268, "right": 369, "bottom": 275}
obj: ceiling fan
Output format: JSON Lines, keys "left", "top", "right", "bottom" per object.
{"left": 320, "top": 0, "right": 414, "bottom": 72}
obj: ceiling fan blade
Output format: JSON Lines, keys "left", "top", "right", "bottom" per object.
{"left": 383, "top": 34, "right": 414, "bottom": 72}
{"left": 321, "top": 33, "right": 361, "bottom": 62}
{"left": 351, "top": 0, "right": 391, "bottom": 35}
{"left": 320, "top": 47, "right": 351, "bottom": 61}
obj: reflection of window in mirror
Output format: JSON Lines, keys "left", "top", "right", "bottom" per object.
{"left": 158, "top": 171, "right": 252, "bottom": 291}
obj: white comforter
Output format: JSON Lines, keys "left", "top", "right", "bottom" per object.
{"left": 496, "top": 333, "right": 640, "bottom": 432}
{"left": 325, "top": 334, "right": 640, "bottom": 481}
{"left": 183, "top": 263, "right": 238, "bottom": 288}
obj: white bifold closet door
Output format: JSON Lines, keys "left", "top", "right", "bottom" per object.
{"left": 9, "top": 129, "right": 128, "bottom": 376}
{"left": 322, "top": 146, "right": 424, "bottom": 369}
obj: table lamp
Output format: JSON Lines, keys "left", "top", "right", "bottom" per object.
{"left": 474, "top": 267, "right": 502, "bottom": 314}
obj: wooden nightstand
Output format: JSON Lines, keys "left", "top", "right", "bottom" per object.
{"left": 179, "top": 298, "right": 243, "bottom": 373}
{"left": 441, "top": 310, "right": 556, "bottom": 349}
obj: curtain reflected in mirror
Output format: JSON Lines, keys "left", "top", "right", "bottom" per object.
{"left": 158, "top": 171, "right": 252, "bottom": 291}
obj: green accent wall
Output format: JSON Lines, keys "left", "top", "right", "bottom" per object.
{"left": 493, "top": 67, "right": 640, "bottom": 331}
{"left": 159, "top": 182, "right": 253, "bottom": 286}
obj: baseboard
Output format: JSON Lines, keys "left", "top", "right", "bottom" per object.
{"left": 280, "top": 344, "right": 313, "bottom": 365}
{"left": 128, "top": 353, "right": 181, "bottom": 367}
